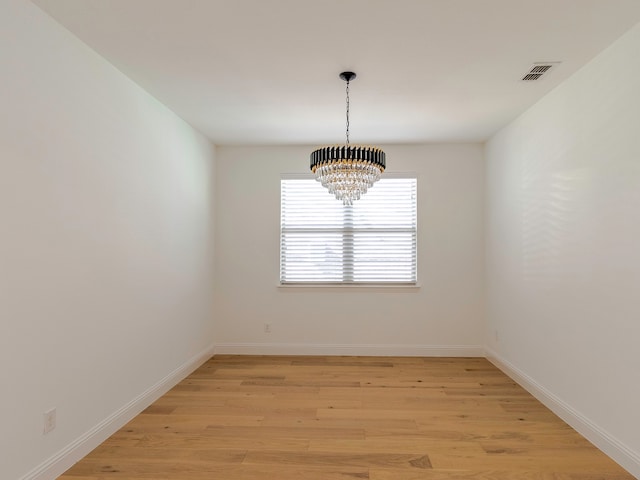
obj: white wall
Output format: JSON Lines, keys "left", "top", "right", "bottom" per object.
{"left": 0, "top": 1, "right": 216, "bottom": 479}
{"left": 485, "top": 23, "right": 640, "bottom": 477}
{"left": 214, "top": 144, "right": 485, "bottom": 355}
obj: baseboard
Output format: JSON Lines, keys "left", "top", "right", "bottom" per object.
{"left": 21, "top": 342, "right": 216, "bottom": 480}
{"left": 486, "top": 347, "right": 640, "bottom": 479}
{"left": 213, "top": 342, "right": 484, "bottom": 357}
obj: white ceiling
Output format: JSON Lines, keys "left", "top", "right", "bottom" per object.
{"left": 32, "top": 0, "right": 640, "bottom": 145}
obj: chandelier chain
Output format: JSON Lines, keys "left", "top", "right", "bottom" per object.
{"left": 345, "top": 80, "right": 350, "bottom": 145}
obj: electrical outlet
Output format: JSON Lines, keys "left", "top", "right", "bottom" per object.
{"left": 43, "top": 408, "right": 56, "bottom": 434}
{"left": 264, "top": 323, "right": 271, "bottom": 333}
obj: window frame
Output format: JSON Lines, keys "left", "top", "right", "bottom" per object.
{"left": 279, "top": 173, "right": 418, "bottom": 287}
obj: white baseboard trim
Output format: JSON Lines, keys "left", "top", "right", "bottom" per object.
{"left": 21, "top": 342, "right": 216, "bottom": 480}
{"left": 213, "top": 343, "right": 484, "bottom": 357}
{"left": 486, "top": 347, "right": 640, "bottom": 479}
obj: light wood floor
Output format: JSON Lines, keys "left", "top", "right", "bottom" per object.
{"left": 59, "top": 356, "right": 634, "bottom": 479}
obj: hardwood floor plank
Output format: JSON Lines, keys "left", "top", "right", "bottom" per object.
{"left": 369, "top": 469, "right": 635, "bottom": 480}
{"left": 243, "top": 451, "right": 432, "bottom": 469}
{"left": 260, "top": 416, "right": 419, "bottom": 431}
{"left": 143, "top": 412, "right": 265, "bottom": 426}
{"left": 308, "top": 438, "right": 485, "bottom": 456}
{"left": 133, "top": 433, "right": 311, "bottom": 451}
{"left": 204, "top": 425, "right": 365, "bottom": 440}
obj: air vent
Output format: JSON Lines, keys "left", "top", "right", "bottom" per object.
{"left": 521, "top": 62, "right": 560, "bottom": 81}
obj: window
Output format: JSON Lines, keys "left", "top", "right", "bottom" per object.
{"left": 280, "top": 175, "right": 417, "bottom": 284}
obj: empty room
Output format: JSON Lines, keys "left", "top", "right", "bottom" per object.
{"left": 2, "top": 0, "right": 640, "bottom": 479}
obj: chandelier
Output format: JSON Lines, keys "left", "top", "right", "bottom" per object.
{"left": 310, "top": 72, "right": 386, "bottom": 205}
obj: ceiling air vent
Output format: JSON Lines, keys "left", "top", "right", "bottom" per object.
{"left": 521, "top": 62, "right": 560, "bottom": 81}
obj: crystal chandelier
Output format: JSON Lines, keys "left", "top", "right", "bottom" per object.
{"left": 310, "top": 72, "right": 386, "bottom": 205}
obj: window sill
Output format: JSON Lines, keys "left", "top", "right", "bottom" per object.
{"left": 278, "top": 283, "right": 420, "bottom": 292}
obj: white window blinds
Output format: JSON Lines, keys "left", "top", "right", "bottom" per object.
{"left": 280, "top": 176, "right": 417, "bottom": 284}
